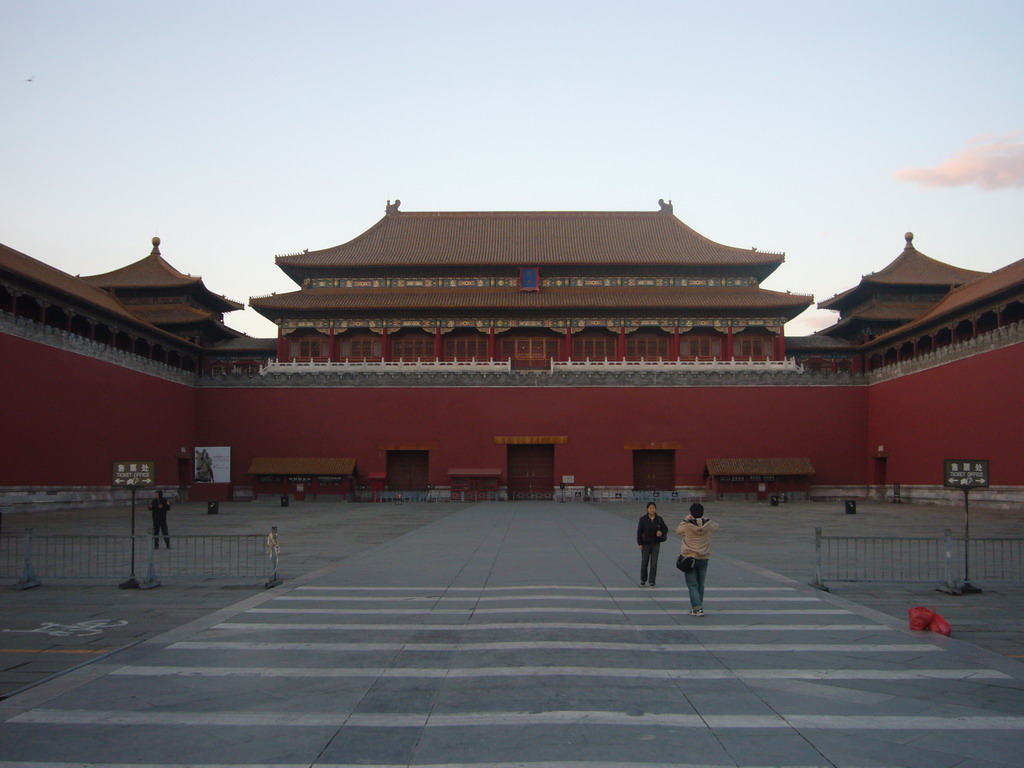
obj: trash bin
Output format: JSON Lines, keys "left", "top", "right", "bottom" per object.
{"left": 770, "top": 495, "right": 779, "bottom": 507}
{"left": 207, "top": 500, "right": 219, "bottom": 515}
{"left": 845, "top": 499, "right": 857, "bottom": 514}
{"left": 280, "top": 495, "right": 289, "bottom": 507}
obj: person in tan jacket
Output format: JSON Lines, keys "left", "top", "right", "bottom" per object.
{"left": 676, "top": 502, "right": 719, "bottom": 616}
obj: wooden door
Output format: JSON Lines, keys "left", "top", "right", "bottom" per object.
{"left": 632, "top": 450, "right": 675, "bottom": 491}
{"left": 386, "top": 450, "right": 429, "bottom": 490}
{"left": 507, "top": 444, "right": 555, "bottom": 499}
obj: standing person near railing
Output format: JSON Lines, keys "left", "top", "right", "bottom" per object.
{"left": 677, "top": 502, "right": 719, "bottom": 616}
{"left": 149, "top": 490, "right": 171, "bottom": 549}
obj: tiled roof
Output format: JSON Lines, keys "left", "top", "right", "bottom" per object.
{"left": 816, "top": 297, "right": 946, "bottom": 338}
{"left": 276, "top": 207, "right": 785, "bottom": 273}
{"left": 819, "top": 233, "right": 985, "bottom": 310}
{"left": 247, "top": 458, "right": 357, "bottom": 475}
{"left": 784, "top": 335, "right": 855, "bottom": 350}
{"left": 209, "top": 336, "right": 277, "bottom": 351}
{"left": 705, "top": 458, "right": 816, "bottom": 477}
{"left": 128, "top": 304, "right": 224, "bottom": 325}
{"left": 251, "top": 286, "right": 813, "bottom": 315}
{"left": 83, "top": 238, "right": 202, "bottom": 288}
{"left": 869, "top": 255, "right": 1024, "bottom": 346}
{"left": 82, "top": 238, "right": 244, "bottom": 311}
{"left": 1, "top": 242, "right": 159, "bottom": 326}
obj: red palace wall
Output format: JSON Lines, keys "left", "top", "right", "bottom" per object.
{"left": 867, "top": 343, "right": 1024, "bottom": 486}
{"left": 195, "top": 385, "right": 869, "bottom": 489}
{"left": 5, "top": 329, "right": 1020, "bottom": 494}
{"left": 0, "top": 333, "right": 196, "bottom": 487}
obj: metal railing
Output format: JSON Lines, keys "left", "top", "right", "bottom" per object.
{"left": 551, "top": 357, "right": 802, "bottom": 373}
{"left": 262, "top": 359, "right": 512, "bottom": 375}
{"left": 1, "top": 530, "right": 274, "bottom": 587}
{"left": 811, "top": 527, "right": 1024, "bottom": 591}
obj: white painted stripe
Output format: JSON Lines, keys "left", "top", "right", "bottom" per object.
{"left": 296, "top": 585, "right": 797, "bottom": 593}
{"left": 215, "top": 621, "right": 889, "bottom": 632}
{"left": 275, "top": 594, "right": 820, "bottom": 603}
{"left": 112, "top": 665, "right": 1008, "bottom": 681}
{"left": 248, "top": 606, "right": 849, "bottom": 616}
{"left": 11, "top": 709, "right": 1024, "bottom": 730}
{"left": 173, "top": 640, "right": 937, "bottom": 653}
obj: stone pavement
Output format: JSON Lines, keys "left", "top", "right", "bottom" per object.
{"left": 1, "top": 499, "right": 1023, "bottom": 767}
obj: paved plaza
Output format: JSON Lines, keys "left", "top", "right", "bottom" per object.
{"left": 1, "top": 498, "right": 1022, "bottom": 767}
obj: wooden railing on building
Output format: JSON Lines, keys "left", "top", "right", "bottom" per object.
{"left": 260, "top": 357, "right": 803, "bottom": 375}
{"left": 551, "top": 357, "right": 803, "bottom": 373}
{"left": 261, "top": 359, "right": 513, "bottom": 375}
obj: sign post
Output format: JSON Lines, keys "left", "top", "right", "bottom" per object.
{"left": 942, "top": 459, "right": 989, "bottom": 595}
{"left": 112, "top": 461, "right": 156, "bottom": 589}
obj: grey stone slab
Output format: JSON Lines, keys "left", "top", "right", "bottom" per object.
{"left": 0, "top": 722, "right": 333, "bottom": 765}
{"left": 710, "top": 727, "right": 841, "bottom": 767}
{"left": 412, "top": 722, "right": 735, "bottom": 766}
{"left": 430, "top": 676, "right": 694, "bottom": 715}
{"left": 317, "top": 725, "right": 424, "bottom": 765}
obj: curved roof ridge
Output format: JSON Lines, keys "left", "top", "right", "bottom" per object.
{"left": 275, "top": 205, "right": 786, "bottom": 272}
{"left": 82, "top": 237, "right": 202, "bottom": 288}
{"left": 81, "top": 237, "right": 243, "bottom": 310}
{"left": 866, "top": 232, "right": 986, "bottom": 286}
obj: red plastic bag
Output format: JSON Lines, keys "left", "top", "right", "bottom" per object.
{"left": 908, "top": 606, "right": 934, "bottom": 631}
{"left": 908, "top": 606, "right": 951, "bottom": 635}
{"left": 928, "top": 612, "right": 952, "bottom": 636}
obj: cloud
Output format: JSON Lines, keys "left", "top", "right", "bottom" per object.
{"left": 895, "top": 133, "right": 1024, "bottom": 190}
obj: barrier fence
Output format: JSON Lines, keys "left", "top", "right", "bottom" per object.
{"left": 1, "top": 530, "right": 274, "bottom": 588}
{"left": 811, "top": 527, "right": 1024, "bottom": 592}
{"left": 352, "top": 488, "right": 705, "bottom": 503}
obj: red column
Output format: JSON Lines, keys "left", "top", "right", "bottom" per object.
{"left": 564, "top": 327, "right": 572, "bottom": 360}
{"left": 328, "top": 327, "right": 336, "bottom": 362}
{"left": 725, "top": 327, "right": 733, "bottom": 360}
{"left": 672, "top": 327, "right": 680, "bottom": 360}
{"left": 488, "top": 326, "right": 496, "bottom": 361}
{"left": 617, "top": 326, "right": 626, "bottom": 360}
{"left": 276, "top": 327, "right": 286, "bottom": 361}
{"left": 435, "top": 327, "right": 443, "bottom": 360}
{"left": 777, "top": 325, "right": 786, "bottom": 360}
{"left": 381, "top": 327, "right": 389, "bottom": 361}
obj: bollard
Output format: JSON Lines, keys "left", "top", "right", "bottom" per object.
{"left": 809, "top": 527, "right": 829, "bottom": 592}
{"left": 207, "top": 500, "right": 219, "bottom": 515}
{"left": 845, "top": 499, "right": 857, "bottom": 515}
{"left": 139, "top": 535, "right": 162, "bottom": 590}
{"left": 265, "top": 526, "right": 282, "bottom": 588}
{"left": 280, "top": 495, "right": 289, "bottom": 507}
{"left": 15, "top": 528, "right": 41, "bottom": 590}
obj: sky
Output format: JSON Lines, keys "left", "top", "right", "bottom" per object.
{"left": 2, "top": 0, "right": 1023, "bottom": 338}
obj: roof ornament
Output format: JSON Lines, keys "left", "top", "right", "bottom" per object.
{"left": 904, "top": 231, "right": 915, "bottom": 249}
{"left": 150, "top": 236, "right": 161, "bottom": 256}
{"left": 658, "top": 198, "right": 673, "bottom": 214}
{"left": 386, "top": 199, "right": 402, "bottom": 216}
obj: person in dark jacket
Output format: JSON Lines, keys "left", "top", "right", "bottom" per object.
{"left": 149, "top": 490, "right": 171, "bottom": 549}
{"left": 636, "top": 502, "right": 669, "bottom": 587}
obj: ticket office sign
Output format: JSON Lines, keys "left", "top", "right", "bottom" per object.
{"left": 943, "top": 459, "right": 989, "bottom": 488}
{"left": 112, "top": 461, "right": 156, "bottom": 486}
